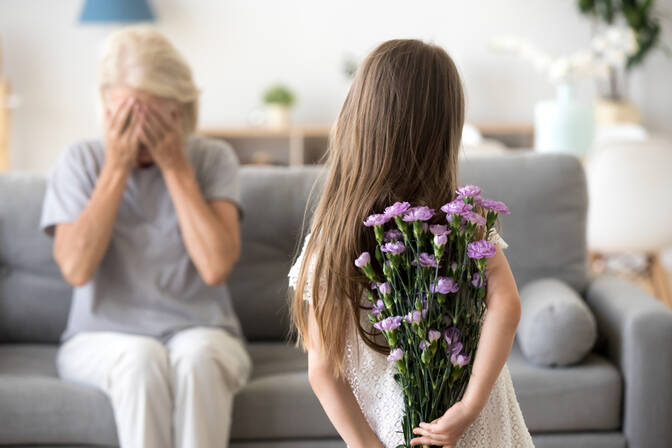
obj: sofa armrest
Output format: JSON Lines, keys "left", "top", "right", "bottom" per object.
{"left": 585, "top": 274, "right": 672, "bottom": 448}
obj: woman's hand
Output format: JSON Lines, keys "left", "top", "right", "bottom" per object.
{"left": 137, "top": 101, "right": 188, "bottom": 172}
{"left": 104, "top": 97, "right": 141, "bottom": 172}
{"left": 410, "top": 400, "right": 479, "bottom": 447}
{"left": 55, "top": 97, "right": 140, "bottom": 285}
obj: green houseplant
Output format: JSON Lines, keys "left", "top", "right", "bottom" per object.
{"left": 262, "top": 84, "right": 295, "bottom": 128}
{"left": 578, "top": 0, "right": 661, "bottom": 70}
{"left": 577, "top": 0, "right": 664, "bottom": 123}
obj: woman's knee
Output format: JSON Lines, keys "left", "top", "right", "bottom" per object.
{"left": 169, "top": 329, "right": 251, "bottom": 390}
{"left": 171, "top": 341, "right": 217, "bottom": 374}
{"left": 111, "top": 337, "right": 170, "bottom": 384}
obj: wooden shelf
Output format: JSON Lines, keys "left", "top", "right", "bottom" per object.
{"left": 199, "top": 121, "right": 533, "bottom": 166}
{"left": 199, "top": 122, "right": 531, "bottom": 139}
{"left": 474, "top": 121, "right": 533, "bottom": 135}
{"left": 0, "top": 38, "right": 9, "bottom": 172}
{"left": 199, "top": 124, "right": 331, "bottom": 166}
{"left": 0, "top": 79, "right": 9, "bottom": 172}
{"left": 200, "top": 124, "right": 331, "bottom": 139}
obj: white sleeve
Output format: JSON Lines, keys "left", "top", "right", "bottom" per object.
{"left": 288, "top": 233, "right": 316, "bottom": 304}
{"left": 488, "top": 228, "right": 509, "bottom": 249}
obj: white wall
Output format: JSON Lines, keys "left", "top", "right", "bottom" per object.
{"left": 1, "top": 0, "right": 671, "bottom": 172}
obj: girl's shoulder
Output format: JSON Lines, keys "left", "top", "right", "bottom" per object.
{"left": 488, "top": 228, "right": 509, "bottom": 249}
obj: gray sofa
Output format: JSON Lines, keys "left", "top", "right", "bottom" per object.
{"left": 1, "top": 153, "right": 671, "bottom": 448}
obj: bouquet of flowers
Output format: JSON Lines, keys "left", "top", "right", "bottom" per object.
{"left": 354, "top": 185, "right": 510, "bottom": 447}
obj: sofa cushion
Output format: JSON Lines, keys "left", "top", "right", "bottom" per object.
{"left": 231, "top": 442, "right": 345, "bottom": 448}
{"left": 0, "top": 341, "right": 621, "bottom": 444}
{"left": 0, "top": 175, "right": 72, "bottom": 343}
{"left": 0, "top": 342, "right": 335, "bottom": 444}
{"left": 0, "top": 344, "right": 117, "bottom": 445}
{"left": 518, "top": 278, "right": 597, "bottom": 366}
{"left": 230, "top": 154, "right": 587, "bottom": 341}
{"left": 0, "top": 155, "right": 587, "bottom": 344}
{"left": 508, "top": 343, "right": 622, "bottom": 432}
{"left": 232, "top": 343, "right": 337, "bottom": 440}
{"left": 229, "top": 166, "right": 323, "bottom": 341}
{"left": 531, "top": 432, "right": 626, "bottom": 448}
{"left": 459, "top": 154, "right": 587, "bottom": 293}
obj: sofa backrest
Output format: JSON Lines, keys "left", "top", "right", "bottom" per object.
{"left": 232, "top": 154, "right": 588, "bottom": 341}
{"left": 459, "top": 154, "right": 588, "bottom": 291}
{"left": 0, "top": 174, "right": 72, "bottom": 343}
{"left": 0, "top": 153, "right": 587, "bottom": 343}
{"left": 228, "top": 166, "right": 322, "bottom": 341}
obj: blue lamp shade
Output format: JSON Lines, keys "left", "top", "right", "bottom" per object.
{"left": 79, "top": 0, "right": 155, "bottom": 23}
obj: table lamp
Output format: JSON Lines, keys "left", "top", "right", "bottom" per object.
{"left": 587, "top": 138, "right": 672, "bottom": 307}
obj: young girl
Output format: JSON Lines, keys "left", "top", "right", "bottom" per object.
{"left": 288, "top": 40, "right": 534, "bottom": 448}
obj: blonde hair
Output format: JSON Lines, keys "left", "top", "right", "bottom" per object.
{"left": 290, "top": 40, "right": 466, "bottom": 377}
{"left": 98, "top": 26, "right": 199, "bottom": 136}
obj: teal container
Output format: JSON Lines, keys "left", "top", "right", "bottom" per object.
{"left": 534, "top": 83, "right": 595, "bottom": 156}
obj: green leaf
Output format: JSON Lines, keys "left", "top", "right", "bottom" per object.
{"left": 262, "top": 84, "right": 295, "bottom": 106}
{"left": 577, "top": 0, "right": 663, "bottom": 69}
{"left": 577, "top": 0, "right": 595, "bottom": 14}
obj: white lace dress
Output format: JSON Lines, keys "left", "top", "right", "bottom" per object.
{"left": 288, "top": 232, "right": 535, "bottom": 448}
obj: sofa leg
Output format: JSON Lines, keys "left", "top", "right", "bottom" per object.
{"left": 649, "top": 253, "right": 672, "bottom": 309}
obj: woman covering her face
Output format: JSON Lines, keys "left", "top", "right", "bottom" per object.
{"left": 40, "top": 26, "right": 250, "bottom": 448}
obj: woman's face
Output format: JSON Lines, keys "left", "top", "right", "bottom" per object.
{"left": 104, "top": 86, "right": 179, "bottom": 167}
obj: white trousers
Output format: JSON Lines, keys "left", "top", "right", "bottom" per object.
{"left": 57, "top": 327, "right": 252, "bottom": 448}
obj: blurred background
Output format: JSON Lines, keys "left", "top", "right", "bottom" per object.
{"left": 1, "top": 5, "right": 672, "bottom": 447}
{"left": 1, "top": 0, "right": 671, "bottom": 301}
{"left": 0, "top": 0, "right": 669, "bottom": 170}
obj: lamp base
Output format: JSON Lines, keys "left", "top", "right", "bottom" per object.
{"left": 594, "top": 98, "right": 642, "bottom": 125}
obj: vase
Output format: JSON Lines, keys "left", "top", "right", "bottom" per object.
{"left": 266, "top": 104, "right": 291, "bottom": 129}
{"left": 534, "top": 83, "right": 595, "bottom": 156}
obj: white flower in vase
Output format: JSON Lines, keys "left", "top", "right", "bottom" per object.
{"left": 593, "top": 27, "right": 636, "bottom": 67}
{"left": 490, "top": 35, "right": 603, "bottom": 155}
{"left": 590, "top": 26, "right": 641, "bottom": 123}
{"left": 490, "top": 36, "right": 610, "bottom": 86}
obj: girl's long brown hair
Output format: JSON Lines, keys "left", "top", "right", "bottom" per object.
{"left": 291, "top": 39, "right": 465, "bottom": 377}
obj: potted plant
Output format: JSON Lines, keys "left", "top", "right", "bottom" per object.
{"left": 262, "top": 84, "right": 295, "bottom": 129}
{"left": 577, "top": 0, "right": 663, "bottom": 124}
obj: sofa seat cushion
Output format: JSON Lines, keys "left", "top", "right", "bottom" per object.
{"left": 0, "top": 342, "right": 622, "bottom": 443}
{"left": 231, "top": 342, "right": 337, "bottom": 440}
{"left": 0, "top": 342, "right": 336, "bottom": 444}
{"left": 0, "top": 344, "right": 118, "bottom": 445}
{"left": 508, "top": 344, "right": 622, "bottom": 432}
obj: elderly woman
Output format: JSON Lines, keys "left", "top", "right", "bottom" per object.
{"left": 40, "top": 27, "right": 250, "bottom": 448}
